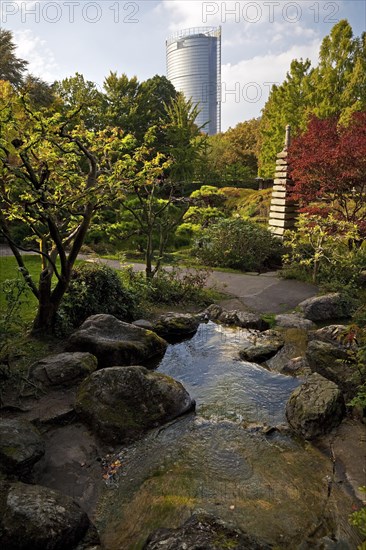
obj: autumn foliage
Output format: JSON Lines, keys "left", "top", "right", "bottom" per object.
{"left": 288, "top": 112, "right": 366, "bottom": 237}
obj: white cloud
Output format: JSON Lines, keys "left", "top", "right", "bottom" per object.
{"left": 13, "top": 29, "right": 59, "bottom": 82}
{"left": 221, "top": 39, "right": 321, "bottom": 129}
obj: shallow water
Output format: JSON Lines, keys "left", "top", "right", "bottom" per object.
{"left": 96, "top": 322, "right": 358, "bottom": 549}
{"left": 157, "top": 321, "right": 300, "bottom": 425}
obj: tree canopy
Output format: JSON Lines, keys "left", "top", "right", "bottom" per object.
{"left": 0, "top": 80, "right": 136, "bottom": 329}
{"left": 288, "top": 112, "right": 366, "bottom": 238}
{"left": 259, "top": 20, "right": 366, "bottom": 177}
{"left": 0, "top": 29, "right": 28, "bottom": 87}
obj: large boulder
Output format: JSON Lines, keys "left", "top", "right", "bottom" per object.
{"left": 143, "top": 511, "right": 273, "bottom": 549}
{"left": 275, "top": 314, "right": 315, "bottom": 330}
{"left": 202, "top": 304, "right": 223, "bottom": 321}
{"left": 202, "top": 305, "right": 269, "bottom": 331}
{"left": 0, "top": 418, "right": 45, "bottom": 475}
{"left": 305, "top": 340, "right": 360, "bottom": 399}
{"left": 67, "top": 314, "right": 168, "bottom": 368}
{"left": 281, "top": 357, "right": 311, "bottom": 377}
{"left": 239, "top": 331, "right": 284, "bottom": 363}
{"left": 286, "top": 373, "right": 345, "bottom": 439}
{"left": 75, "top": 366, "right": 195, "bottom": 444}
{"left": 0, "top": 482, "right": 93, "bottom": 550}
{"left": 30, "top": 352, "right": 97, "bottom": 388}
{"left": 219, "top": 310, "right": 269, "bottom": 331}
{"left": 298, "top": 293, "right": 354, "bottom": 322}
{"left": 308, "top": 325, "right": 350, "bottom": 346}
{"left": 153, "top": 313, "right": 199, "bottom": 341}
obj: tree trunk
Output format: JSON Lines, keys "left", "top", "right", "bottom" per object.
{"left": 32, "top": 301, "right": 59, "bottom": 333}
{"left": 31, "top": 268, "right": 55, "bottom": 332}
{"left": 145, "top": 231, "right": 153, "bottom": 280}
{"left": 31, "top": 268, "right": 68, "bottom": 333}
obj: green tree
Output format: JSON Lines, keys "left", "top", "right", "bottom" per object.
{"left": 0, "top": 29, "right": 54, "bottom": 109}
{"left": 53, "top": 72, "right": 105, "bottom": 129}
{"left": 0, "top": 81, "right": 134, "bottom": 331}
{"left": 111, "top": 127, "right": 176, "bottom": 279}
{"left": 103, "top": 71, "right": 140, "bottom": 133}
{"left": 196, "top": 118, "right": 260, "bottom": 184}
{"left": 311, "top": 20, "right": 358, "bottom": 119}
{"left": 0, "top": 29, "right": 28, "bottom": 87}
{"left": 258, "top": 59, "right": 313, "bottom": 177}
{"left": 163, "top": 93, "right": 205, "bottom": 183}
{"left": 135, "top": 75, "right": 177, "bottom": 143}
{"left": 112, "top": 95, "right": 204, "bottom": 279}
{"left": 23, "top": 74, "right": 55, "bottom": 108}
{"left": 258, "top": 20, "right": 366, "bottom": 177}
{"left": 102, "top": 73, "right": 177, "bottom": 144}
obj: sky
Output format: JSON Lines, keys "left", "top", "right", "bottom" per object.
{"left": 1, "top": 0, "right": 365, "bottom": 130}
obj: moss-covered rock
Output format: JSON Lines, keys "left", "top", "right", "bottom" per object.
{"left": 306, "top": 339, "right": 360, "bottom": 400}
{"left": 286, "top": 373, "right": 345, "bottom": 439}
{"left": 30, "top": 352, "right": 97, "bottom": 388}
{"left": 0, "top": 482, "right": 93, "bottom": 550}
{"left": 275, "top": 314, "right": 315, "bottom": 330}
{"left": 0, "top": 419, "right": 45, "bottom": 475}
{"left": 75, "top": 366, "right": 195, "bottom": 444}
{"left": 298, "top": 293, "right": 354, "bottom": 322}
{"left": 67, "top": 314, "right": 168, "bottom": 368}
{"left": 219, "top": 310, "right": 269, "bottom": 331}
{"left": 153, "top": 313, "right": 199, "bottom": 341}
{"left": 143, "top": 511, "right": 273, "bottom": 549}
{"left": 239, "top": 331, "right": 284, "bottom": 363}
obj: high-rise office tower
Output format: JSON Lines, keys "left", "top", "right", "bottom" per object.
{"left": 166, "top": 27, "right": 221, "bottom": 135}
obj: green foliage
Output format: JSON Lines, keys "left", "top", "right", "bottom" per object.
{"left": 347, "top": 325, "right": 366, "bottom": 411}
{"left": 349, "top": 487, "right": 366, "bottom": 542}
{"left": 219, "top": 187, "right": 272, "bottom": 222}
{"left": 259, "top": 58, "right": 313, "bottom": 177}
{"left": 190, "top": 186, "right": 226, "bottom": 207}
{"left": 283, "top": 213, "right": 366, "bottom": 287}
{"left": 162, "top": 94, "right": 205, "bottom": 183}
{"left": 194, "top": 218, "right": 283, "bottom": 272}
{"left": 0, "top": 279, "right": 29, "bottom": 360}
{"left": 258, "top": 20, "right": 366, "bottom": 177}
{"left": 56, "top": 263, "right": 137, "bottom": 335}
{"left": 0, "top": 28, "right": 28, "bottom": 87}
{"left": 195, "top": 118, "right": 260, "bottom": 185}
{"left": 146, "top": 268, "right": 214, "bottom": 306}
{"left": 103, "top": 73, "right": 176, "bottom": 143}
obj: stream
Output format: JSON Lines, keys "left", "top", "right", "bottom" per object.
{"left": 96, "top": 322, "right": 360, "bottom": 549}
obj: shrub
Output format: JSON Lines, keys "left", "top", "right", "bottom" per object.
{"left": 349, "top": 487, "right": 366, "bottom": 540}
{"left": 283, "top": 213, "right": 366, "bottom": 290}
{"left": 0, "top": 279, "right": 29, "bottom": 360}
{"left": 56, "top": 263, "right": 137, "bottom": 335}
{"left": 193, "top": 218, "right": 283, "bottom": 272}
{"left": 147, "top": 268, "right": 213, "bottom": 306}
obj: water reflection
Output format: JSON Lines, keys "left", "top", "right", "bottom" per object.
{"left": 157, "top": 322, "right": 300, "bottom": 425}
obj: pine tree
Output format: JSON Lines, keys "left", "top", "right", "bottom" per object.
{"left": 0, "top": 29, "right": 28, "bottom": 87}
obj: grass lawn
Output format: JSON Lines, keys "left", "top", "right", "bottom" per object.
{"left": 0, "top": 254, "right": 85, "bottom": 326}
{"left": 0, "top": 255, "right": 41, "bottom": 325}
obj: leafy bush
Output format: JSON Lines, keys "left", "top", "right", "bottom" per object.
{"left": 193, "top": 218, "right": 283, "bottom": 272}
{"left": 349, "top": 487, "right": 366, "bottom": 540}
{"left": 283, "top": 214, "right": 366, "bottom": 289}
{"left": 56, "top": 263, "right": 137, "bottom": 335}
{"left": 147, "top": 268, "right": 213, "bottom": 306}
{"left": 0, "top": 279, "right": 29, "bottom": 360}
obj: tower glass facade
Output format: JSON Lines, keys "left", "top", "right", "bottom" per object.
{"left": 166, "top": 27, "right": 221, "bottom": 135}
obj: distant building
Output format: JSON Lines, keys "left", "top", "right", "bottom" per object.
{"left": 166, "top": 27, "right": 221, "bottom": 135}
